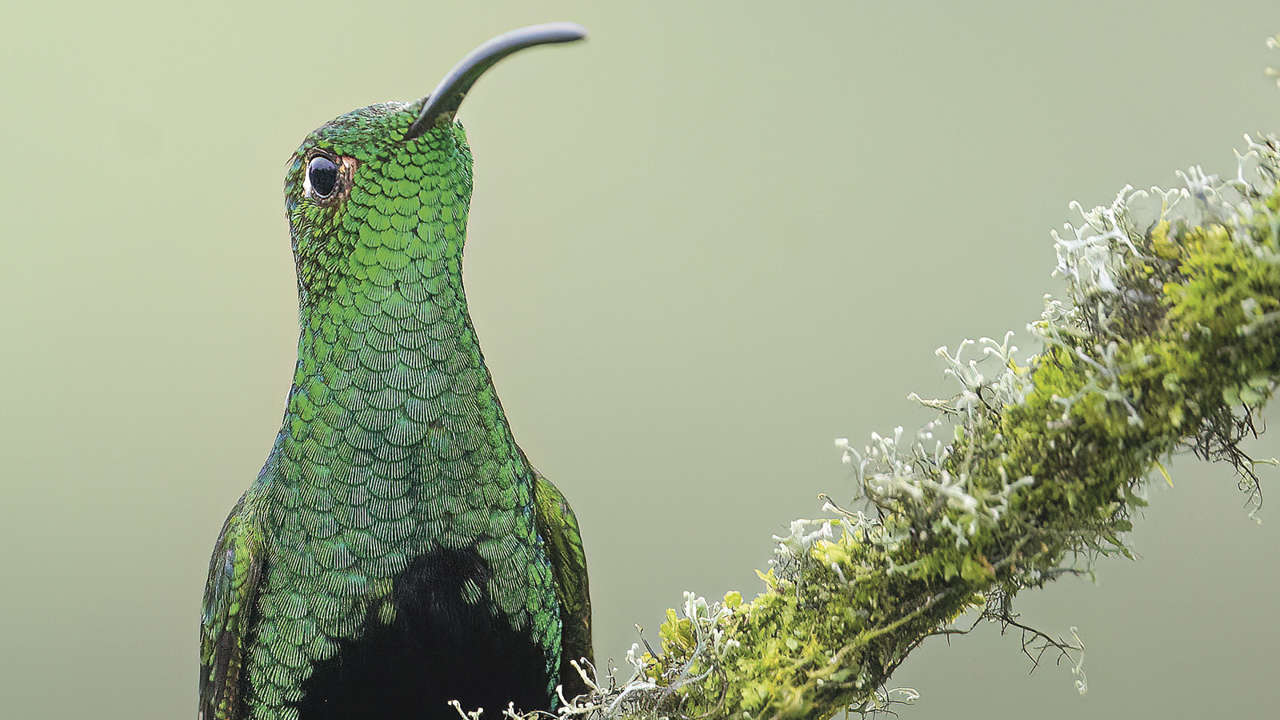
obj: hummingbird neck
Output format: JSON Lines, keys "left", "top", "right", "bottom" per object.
{"left": 270, "top": 259, "right": 527, "bottom": 498}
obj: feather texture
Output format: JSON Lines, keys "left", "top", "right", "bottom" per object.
{"left": 199, "top": 102, "right": 590, "bottom": 720}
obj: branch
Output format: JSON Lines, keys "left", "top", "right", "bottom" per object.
{"left": 469, "top": 123, "right": 1280, "bottom": 720}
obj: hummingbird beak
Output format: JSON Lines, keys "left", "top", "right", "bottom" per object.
{"left": 405, "top": 22, "right": 587, "bottom": 141}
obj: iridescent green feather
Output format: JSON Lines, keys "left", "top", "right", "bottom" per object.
{"left": 533, "top": 470, "right": 594, "bottom": 697}
{"left": 200, "top": 493, "right": 264, "bottom": 720}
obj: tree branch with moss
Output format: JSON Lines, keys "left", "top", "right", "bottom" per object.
{"left": 462, "top": 52, "right": 1280, "bottom": 720}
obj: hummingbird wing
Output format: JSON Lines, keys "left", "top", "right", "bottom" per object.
{"left": 532, "top": 470, "right": 594, "bottom": 700}
{"left": 199, "top": 493, "right": 265, "bottom": 720}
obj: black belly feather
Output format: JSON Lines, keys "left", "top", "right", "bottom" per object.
{"left": 293, "top": 547, "right": 555, "bottom": 720}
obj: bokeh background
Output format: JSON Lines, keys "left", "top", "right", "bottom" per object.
{"left": 3, "top": 2, "right": 1278, "bottom": 718}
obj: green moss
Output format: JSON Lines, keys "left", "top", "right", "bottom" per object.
{"left": 528, "top": 143, "right": 1280, "bottom": 720}
{"left": 624, "top": 182, "right": 1280, "bottom": 719}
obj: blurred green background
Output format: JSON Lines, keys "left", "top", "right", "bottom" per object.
{"left": 3, "top": 2, "right": 1278, "bottom": 718}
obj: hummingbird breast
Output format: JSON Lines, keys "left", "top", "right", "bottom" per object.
{"left": 244, "top": 275, "right": 563, "bottom": 719}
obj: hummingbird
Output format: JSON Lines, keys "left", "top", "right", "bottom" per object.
{"left": 199, "top": 23, "right": 592, "bottom": 720}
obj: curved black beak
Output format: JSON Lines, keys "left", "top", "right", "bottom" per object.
{"left": 405, "top": 22, "right": 587, "bottom": 140}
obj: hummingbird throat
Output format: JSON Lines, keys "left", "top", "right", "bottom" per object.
{"left": 278, "top": 216, "right": 526, "bottom": 510}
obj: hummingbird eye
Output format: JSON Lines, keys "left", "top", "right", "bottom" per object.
{"left": 306, "top": 155, "right": 339, "bottom": 199}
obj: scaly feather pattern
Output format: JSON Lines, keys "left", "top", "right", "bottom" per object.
{"left": 200, "top": 99, "right": 591, "bottom": 720}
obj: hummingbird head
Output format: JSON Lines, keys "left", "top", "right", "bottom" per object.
{"left": 282, "top": 23, "right": 586, "bottom": 298}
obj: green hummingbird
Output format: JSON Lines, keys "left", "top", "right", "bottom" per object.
{"left": 199, "top": 23, "right": 592, "bottom": 720}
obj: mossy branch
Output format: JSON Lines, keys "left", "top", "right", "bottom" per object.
{"left": 547, "top": 136, "right": 1280, "bottom": 720}
{"left": 461, "top": 126, "right": 1280, "bottom": 720}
